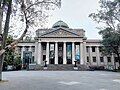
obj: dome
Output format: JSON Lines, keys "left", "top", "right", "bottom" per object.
{"left": 52, "top": 20, "right": 69, "bottom": 28}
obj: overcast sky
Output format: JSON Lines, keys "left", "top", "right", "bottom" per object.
{"left": 46, "top": 0, "right": 102, "bottom": 39}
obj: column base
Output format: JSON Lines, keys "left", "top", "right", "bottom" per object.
{"left": 73, "top": 67, "right": 78, "bottom": 70}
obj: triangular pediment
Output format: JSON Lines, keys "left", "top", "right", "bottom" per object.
{"left": 40, "top": 28, "right": 80, "bottom": 38}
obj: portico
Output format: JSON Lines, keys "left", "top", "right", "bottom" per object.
{"left": 36, "top": 41, "right": 85, "bottom": 65}
{"left": 35, "top": 20, "right": 86, "bottom": 65}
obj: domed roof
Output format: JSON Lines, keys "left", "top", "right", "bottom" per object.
{"left": 52, "top": 20, "right": 69, "bottom": 28}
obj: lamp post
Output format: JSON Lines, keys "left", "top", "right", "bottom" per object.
{"left": 73, "top": 60, "right": 78, "bottom": 70}
{"left": 44, "top": 60, "right": 47, "bottom": 67}
{"left": 74, "top": 61, "right": 77, "bottom": 67}
{"left": 44, "top": 60, "right": 47, "bottom": 70}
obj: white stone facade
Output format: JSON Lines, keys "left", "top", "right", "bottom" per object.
{"left": 15, "top": 21, "right": 119, "bottom": 69}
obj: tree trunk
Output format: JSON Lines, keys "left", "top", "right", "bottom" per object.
{"left": 0, "top": 0, "right": 12, "bottom": 81}
{"left": 0, "top": 55, "right": 4, "bottom": 81}
{"left": 0, "top": 6, "right": 2, "bottom": 34}
{"left": 0, "top": 0, "right": 3, "bottom": 81}
{"left": 117, "top": 54, "right": 120, "bottom": 68}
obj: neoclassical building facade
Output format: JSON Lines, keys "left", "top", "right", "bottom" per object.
{"left": 15, "top": 21, "right": 119, "bottom": 69}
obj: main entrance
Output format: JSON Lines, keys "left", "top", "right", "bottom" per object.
{"left": 66, "top": 42, "right": 72, "bottom": 64}
{"left": 49, "top": 43, "right": 55, "bottom": 64}
{"left": 41, "top": 42, "right": 81, "bottom": 65}
{"left": 58, "top": 43, "right": 63, "bottom": 64}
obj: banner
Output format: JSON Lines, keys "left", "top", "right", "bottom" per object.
{"left": 75, "top": 45, "right": 80, "bottom": 61}
{"left": 49, "top": 44, "right": 55, "bottom": 59}
{"left": 58, "top": 46, "right": 63, "bottom": 57}
{"left": 67, "top": 44, "right": 72, "bottom": 60}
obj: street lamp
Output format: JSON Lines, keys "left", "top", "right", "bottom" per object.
{"left": 74, "top": 61, "right": 77, "bottom": 67}
{"left": 73, "top": 60, "right": 78, "bottom": 70}
{"left": 44, "top": 60, "right": 48, "bottom": 70}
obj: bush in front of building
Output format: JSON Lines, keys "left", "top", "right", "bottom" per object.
{"left": 3, "top": 53, "right": 22, "bottom": 71}
{"left": 89, "top": 65, "right": 105, "bottom": 71}
{"left": 13, "top": 55, "right": 22, "bottom": 70}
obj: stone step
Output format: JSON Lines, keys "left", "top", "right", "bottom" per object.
{"left": 32, "top": 64, "right": 88, "bottom": 71}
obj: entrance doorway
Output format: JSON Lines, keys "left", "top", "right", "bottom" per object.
{"left": 58, "top": 43, "right": 63, "bottom": 64}
{"left": 43, "top": 55, "right": 46, "bottom": 61}
{"left": 49, "top": 43, "right": 55, "bottom": 64}
{"left": 50, "top": 58, "right": 55, "bottom": 64}
{"left": 66, "top": 42, "right": 72, "bottom": 64}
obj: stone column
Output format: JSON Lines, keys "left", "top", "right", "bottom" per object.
{"left": 89, "top": 46, "right": 92, "bottom": 65}
{"left": 46, "top": 42, "right": 49, "bottom": 64}
{"left": 63, "top": 42, "right": 67, "bottom": 64}
{"left": 35, "top": 42, "right": 38, "bottom": 64}
{"left": 37, "top": 42, "right": 42, "bottom": 64}
{"left": 104, "top": 56, "right": 108, "bottom": 69}
{"left": 111, "top": 53, "right": 115, "bottom": 67}
{"left": 72, "top": 42, "right": 75, "bottom": 64}
{"left": 55, "top": 42, "right": 58, "bottom": 64}
{"left": 96, "top": 46, "right": 100, "bottom": 66}
{"left": 83, "top": 41, "right": 87, "bottom": 65}
{"left": 29, "top": 46, "right": 32, "bottom": 51}
{"left": 80, "top": 42, "right": 84, "bottom": 64}
{"left": 28, "top": 46, "right": 32, "bottom": 63}
{"left": 21, "top": 46, "right": 25, "bottom": 66}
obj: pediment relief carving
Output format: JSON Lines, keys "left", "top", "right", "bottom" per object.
{"left": 41, "top": 29, "right": 80, "bottom": 37}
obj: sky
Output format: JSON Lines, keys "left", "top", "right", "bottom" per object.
{"left": 46, "top": 0, "right": 102, "bottom": 39}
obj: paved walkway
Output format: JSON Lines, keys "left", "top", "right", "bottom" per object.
{"left": 0, "top": 71, "right": 120, "bottom": 90}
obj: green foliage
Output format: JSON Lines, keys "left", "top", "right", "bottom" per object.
{"left": 100, "top": 29, "right": 120, "bottom": 55}
{"left": 4, "top": 48, "right": 14, "bottom": 65}
{"left": 6, "top": 35, "right": 13, "bottom": 45}
{"left": 3, "top": 35, "right": 22, "bottom": 70}
{"left": 4, "top": 35, "right": 14, "bottom": 65}
{"left": 13, "top": 54, "right": 22, "bottom": 70}
{"left": 89, "top": 0, "right": 120, "bottom": 65}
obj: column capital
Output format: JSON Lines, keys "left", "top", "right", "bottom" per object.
{"left": 63, "top": 41, "right": 67, "bottom": 43}
{"left": 96, "top": 46, "right": 99, "bottom": 48}
{"left": 22, "top": 46, "right": 25, "bottom": 49}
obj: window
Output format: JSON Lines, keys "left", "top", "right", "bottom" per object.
{"left": 99, "top": 46, "right": 102, "bottom": 52}
{"left": 92, "top": 47, "right": 96, "bottom": 52}
{"left": 107, "top": 57, "right": 111, "bottom": 62}
{"left": 100, "top": 57, "right": 104, "bottom": 62}
{"left": 87, "top": 56, "right": 89, "bottom": 62}
{"left": 114, "top": 57, "right": 118, "bottom": 62}
{"left": 93, "top": 57, "right": 96, "bottom": 62}
{"left": 86, "top": 46, "right": 89, "bottom": 52}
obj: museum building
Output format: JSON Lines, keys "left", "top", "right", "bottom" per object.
{"left": 15, "top": 21, "right": 119, "bottom": 69}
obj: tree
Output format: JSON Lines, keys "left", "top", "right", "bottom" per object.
{"left": 0, "top": 0, "right": 61, "bottom": 81}
{"left": 3, "top": 35, "right": 14, "bottom": 70}
{"left": 89, "top": 0, "right": 120, "bottom": 67}
{"left": 13, "top": 54, "right": 21, "bottom": 70}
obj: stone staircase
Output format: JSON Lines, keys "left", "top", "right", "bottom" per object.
{"left": 30, "top": 64, "right": 89, "bottom": 71}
